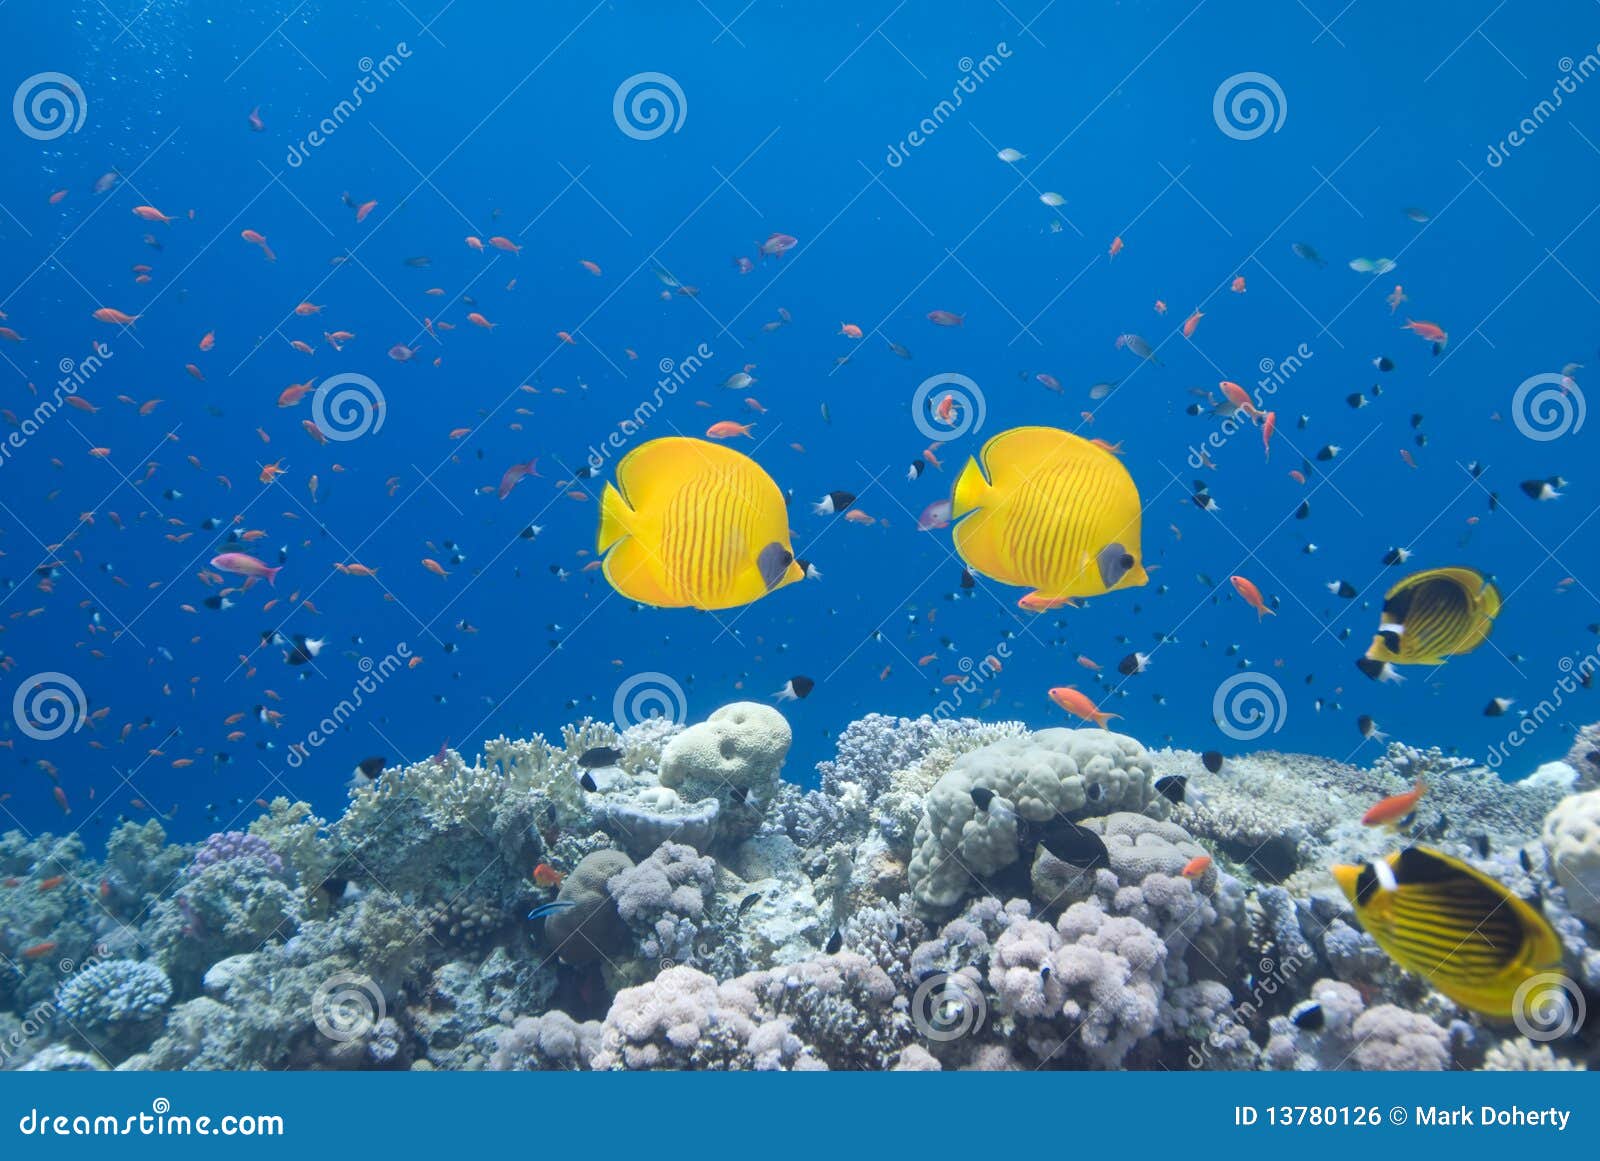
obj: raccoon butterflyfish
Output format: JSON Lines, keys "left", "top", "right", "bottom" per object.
{"left": 1357, "top": 566, "right": 1500, "bottom": 682}
{"left": 1332, "top": 846, "right": 1567, "bottom": 1021}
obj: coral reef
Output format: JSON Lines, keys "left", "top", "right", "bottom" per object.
{"left": 4, "top": 705, "right": 1598, "bottom": 1073}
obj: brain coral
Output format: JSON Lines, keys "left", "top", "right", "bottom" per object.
{"left": 908, "top": 728, "right": 1157, "bottom": 910}
{"left": 543, "top": 849, "right": 634, "bottom": 966}
{"left": 1543, "top": 787, "right": 1600, "bottom": 926}
{"left": 659, "top": 702, "right": 792, "bottom": 842}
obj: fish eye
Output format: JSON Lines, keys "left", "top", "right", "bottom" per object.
{"left": 1120, "top": 553, "right": 1134, "bottom": 570}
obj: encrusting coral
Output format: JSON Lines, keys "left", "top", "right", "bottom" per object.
{"left": 3, "top": 702, "right": 1598, "bottom": 1073}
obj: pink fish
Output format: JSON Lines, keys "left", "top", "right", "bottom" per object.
{"left": 757, "top": 232, "right": 798, "bottom": 258}
{"left": 916, "top": 499, "right": 953, "bottom": 532}
{"left": 497, "top": 459, "right": 541, "bottom": 500}
{"left": 210, "top": 552, "right": 281, "bottom": 586}
{"left": 926, "top": 310, "right": 964, "bottom": 327}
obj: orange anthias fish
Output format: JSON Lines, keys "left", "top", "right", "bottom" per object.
{"left": 1108, "top": 235, "right": 1123, "bottom": 259}
{"left": 1229, "top": 574, "right": 1275, "bottom": 619}
{"left": 1362, "top": 779, "right": 1425, "bottom": 827}
{"left": 1401, "top": 319, "right": 1447, "bottom": 345}
{"left": 1182, "top": 309, "right": 1203, "bottom": 339}
{"left": 92, "top": 307, "right": 139, "bottom": 326}
{"left": 1182, "top": 855, "right": 1212, "bottom": 879}
{"left": 1261, "top": 411, "right": 1277, "bottom": 461}
{"left": 1219, "top": 380, "right": 1261, "bottom": 420}
{"left": 1387, "top": 284, "right": 1407, "bottom": 314}
{"left": 1048, "top": 685, "right": 1118, "bottom": 727}
{"left": 532, "top": 863, "right": 563, "bottom": 888}
{"left": 706, "top": 421, "right": 754, "bottom": 440}
{"left": 1230, "top": 276, "right": 1246, "bottom": 293}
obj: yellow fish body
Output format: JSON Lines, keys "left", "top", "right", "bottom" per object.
{"left": 598, "top": 437, "right": 803, "bottom": 611}
{"left": 1359, "top": 566, "right": 1500, "bottom": 679}
{"left": 1332, "top": 846, "right": 1565, "bottom": 1020}
{"left": 949, "top": 425, "right": 1146, "bottom": 602}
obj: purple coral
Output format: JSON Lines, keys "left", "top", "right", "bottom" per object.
{"left": 187, "top": 831, "right": 283, "bottom": 877}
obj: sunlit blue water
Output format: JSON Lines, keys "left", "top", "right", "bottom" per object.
{"left": 2, "top": 0, "right": 1597, "bottom": 846}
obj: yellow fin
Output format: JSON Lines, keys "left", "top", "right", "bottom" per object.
{"left": 950, "top": 456, "right": 990, "bottom": 520}
{"left": 601, "top": 536, "right": 681, "bottom": 607}
{"left": 598, "top": 482, "right": 632, "bottom": 553}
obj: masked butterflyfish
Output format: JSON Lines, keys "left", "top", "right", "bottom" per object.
{"left": 1357, "top": 566, "right": 1499, "bottom": 681}
{"left": 597, "top": 437, "right": 803, "bottom": 611}
{"left": 949, "top": 425, "right": 1146, "bottom": 603}
{"left": 1332, "top": 846, "right": 1567, "bottom": 1020}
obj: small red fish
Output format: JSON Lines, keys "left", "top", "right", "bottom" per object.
{"left": 1362, "top": 779, "right": 1425, "bottom": 827}
{"left": 1229, "top": 575, "right": 1274, "bottom": 619}
{"left": 532, "top": 863, "right": 563, "bottom": 888}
